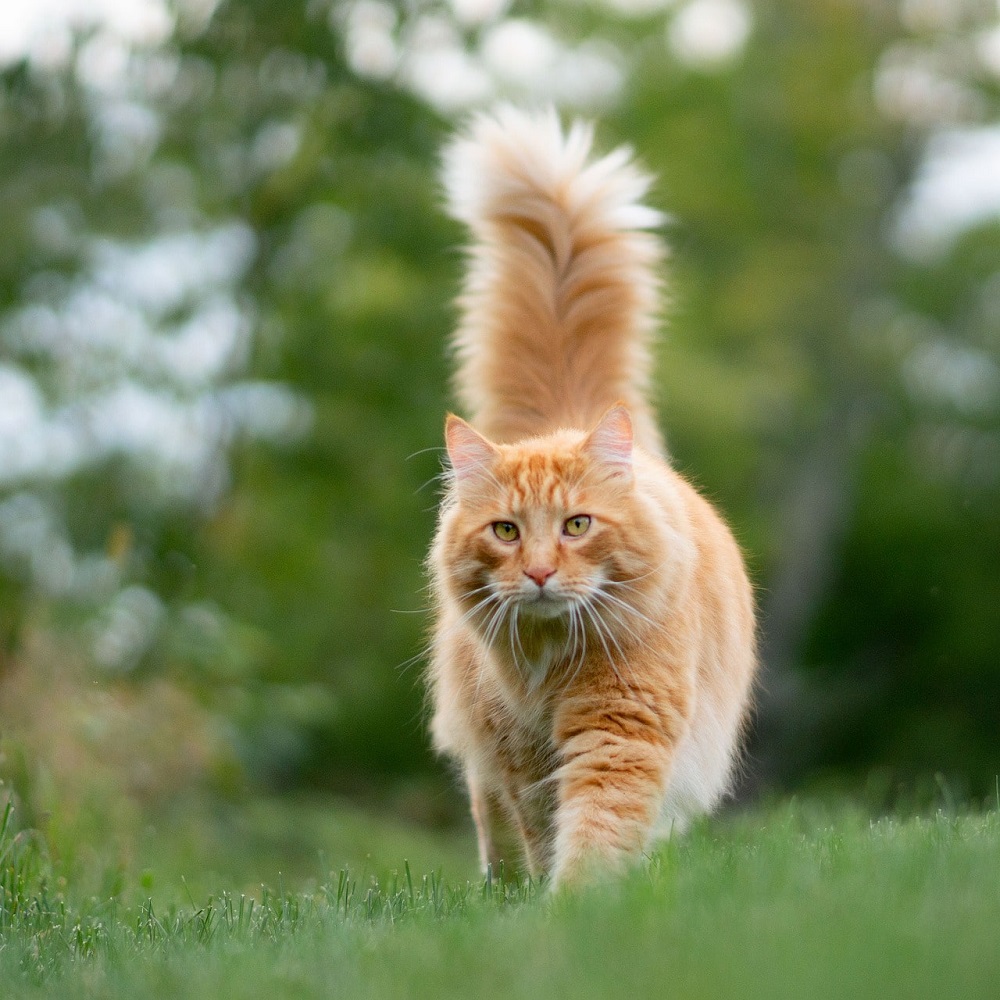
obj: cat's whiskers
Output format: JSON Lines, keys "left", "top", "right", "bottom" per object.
{"left": 575, "top": 604, "right": 588, "bottom": 677}
{"left": 589, "top": 601, "right": 646, "bottom": 652}
{"left": 480, "top": 595, "right": 511, "bottom": 654}
{"left": 579, "top": 593, "right": 643, "bottom": 700}
{"left": 397, "top": 586, "right": 501, "bottom": 677}
{"left": 508, "top": 604, "right": 527, "bottom": 675}
{"left": 456, "top": 588, "right": 508, "bottom": 646}
{"left": 416, "top": 469, "right": 450, "bottom": 496}
{"left": 455, "top": 588, "right": 504, "bottom": 643}
{"left": 501, "top": 595, "right": 575, "bottom": 686}
{"left": 602, "top": 559, "right": 670, "bottom": 590}
{"left": 522, "top": 608, "right": 560, "bottom": 690}
{"left": 591, "top": 588, "right": 663, "bottom": 640}
{"left": 579, "top": 596, "right": 616, "bottom": 670}
{"left": 461, "top": 581, "right": 501, "bottom": 604}
{"left": 591, "top": 599, "right": 629, "bottom": 665}
{"left": 561, "top": 601, "right": 589, "bottom": 692}
{"left": 471, "top": 593, "right": 515, "bottom": 708}
{"left": 588, "top": 596, "right": 660, "bottom": 701}
{"left": 565, "top": 603, "right": 581, "bottom": 671}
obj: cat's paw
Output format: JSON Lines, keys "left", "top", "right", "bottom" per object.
{"left": 548, "top": 845, "right": 624, "bottom": 892}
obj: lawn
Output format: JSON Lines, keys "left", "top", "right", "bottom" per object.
{"left": 1, "top": 797, "right": 997, "bottom": 999}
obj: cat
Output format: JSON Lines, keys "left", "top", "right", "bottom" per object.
{"left": 426, "top": 106, "right": 757, "bottom": 889}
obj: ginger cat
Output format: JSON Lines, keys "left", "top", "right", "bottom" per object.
{"left": 426, "top": 107, "right": 757, "bottom": 888}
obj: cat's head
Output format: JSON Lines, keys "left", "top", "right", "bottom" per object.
{"left": 434, "top": 406, "right": 661, "bottom": 628}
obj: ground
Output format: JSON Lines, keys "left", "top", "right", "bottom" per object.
{"left": 1, "top": 794, "right": 997, "bottom": 999}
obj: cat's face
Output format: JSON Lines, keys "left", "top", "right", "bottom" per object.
{"left": 437, "top": 407, "right": 655, "bottom": 630}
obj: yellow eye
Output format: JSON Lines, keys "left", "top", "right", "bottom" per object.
{"left": 563, "top": 515, "right": 591, "bottom": 537}
{"left": 492, "top": 521, "right": 520, "bottom": 542}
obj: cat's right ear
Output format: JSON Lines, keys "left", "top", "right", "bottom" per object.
{"left": 445, "top": 415, "right": 498, "bottom": 486}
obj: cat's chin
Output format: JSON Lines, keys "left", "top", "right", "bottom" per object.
{"left": 519, "top": 593, "right": 571, "bottom": 621}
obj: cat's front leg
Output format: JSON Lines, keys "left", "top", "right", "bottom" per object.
{"left": 503, "top": 777, "right": 555, "bottom": 879}
{"left": 467, "top": 771, "right": 546, "bottom": 878}
{"left": 549, "top": 692, "right": 683, "bottom": 889}
{"left": 467, "top": 774, "right": 504, "bottom": 873}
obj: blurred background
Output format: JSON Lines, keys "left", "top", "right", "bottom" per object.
{"left": 0, "top": 0, "right": 998, "bottom": 883}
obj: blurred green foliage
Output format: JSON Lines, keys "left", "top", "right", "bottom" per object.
{"left": 0, "top": 0, "right": 998, "bottom": 806}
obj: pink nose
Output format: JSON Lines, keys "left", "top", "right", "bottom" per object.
{"left": 524, "top": 566, "right": 556, "bottom": 587}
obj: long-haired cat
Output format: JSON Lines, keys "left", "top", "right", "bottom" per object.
{"left": 426, "top": 106, "right": 757, "bottom": 888}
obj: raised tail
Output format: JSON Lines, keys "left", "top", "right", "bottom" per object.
{"left": 442, "top": 105, "right": 666, "bottom": 453}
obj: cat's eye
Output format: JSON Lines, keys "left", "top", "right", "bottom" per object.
{"left": 563, "top": 515, "right": 591, "bottom": 537}
{"left": 492, "top": 521, "right": 520, "bottom": 542}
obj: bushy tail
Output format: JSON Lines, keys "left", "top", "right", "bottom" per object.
{"left": 442, "top": 105, "right": 665, "bottom": 452}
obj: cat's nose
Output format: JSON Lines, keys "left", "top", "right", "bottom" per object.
{"left": 524, "top": 566, "right": 556, "bottom": 588}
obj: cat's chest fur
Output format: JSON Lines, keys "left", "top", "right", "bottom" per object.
{"left": 501, "top": 614, "right": 573, "bottom": 689}
{"left": 488, "top": 630, "right": 575, "bottom": 717}
{"left": 520, "top": 638, "right": 563, "bottom": 689}
{"left": 479, "top": 638, "right": 565, "bottom": 732}
{"left": 477, "top": 683, "right": 560, "bottom": 789}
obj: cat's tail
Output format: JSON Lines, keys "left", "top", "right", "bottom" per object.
{"left": 442, "top": 105, "right": 666, "bottom": 452}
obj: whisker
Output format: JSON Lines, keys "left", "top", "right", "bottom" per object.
{"left": 565, "top": 603, "right": 580, "bottom": 670}
{"left": 406, "top": 445, "right": 447, "bottom": 461}
{"left": 580, "top": 596, "right": 640, "bottom": 699}
{"left": 458, "top": 590, "right": 503, "bottom": 629}
{"left": 598, "top": 578, "right": 667, "bottom": 624}
{"left": 417, "top": 473, "right": 449, "bottom": 495}
{"left": 512, "top": 604, "right": 531, "bottom": 673}
{"left": 591, "top": 599, "right": 628, "bottom": 663}
{"left": 590, "top": 589, "right": 661, "bottom": 641}
{"left": 472, "top": 595, "right": 511, "bottom": 707}
{"left": 399, "top": 587, "right": 503, "bottom": 677}
{"left": 396, "top": 646, "right": 432, "bottom": 676}
{"left": 602, "top": 560, "right": 670, "bottom": 589}
{"left": 562, "top": 603, "right": 589, "bottom": 692}
{"left": 459, "top": 582, "right": 500, "bottom": 602}
{"left": 580, "top": 598, "right": 615, "bottom": 669}
{"left": 482, "top": 597, "right": 509, "bottom": 650}
{"left": 507, "top": 609, "right": 521, "bottom": 673}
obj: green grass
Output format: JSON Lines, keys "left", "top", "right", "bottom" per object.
{"left": 1, "top": 798, "right": 998, "bottom": 999}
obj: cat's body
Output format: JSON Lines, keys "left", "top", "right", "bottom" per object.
{"left": 427, "top": 107, "right": 756, "bottom": 887}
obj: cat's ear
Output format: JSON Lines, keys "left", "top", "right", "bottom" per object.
{"left": 584, "top": 404, "right": 633, "bottom": 478}
{"left": 445, "top": 415, "right": 498, "bottom": 485}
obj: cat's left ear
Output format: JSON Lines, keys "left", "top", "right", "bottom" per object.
{"left": 445, "top": 414, "right": 498, "bottom": 485}
{"left": 584, "top": 404, "right": 633, "bottom": 479}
